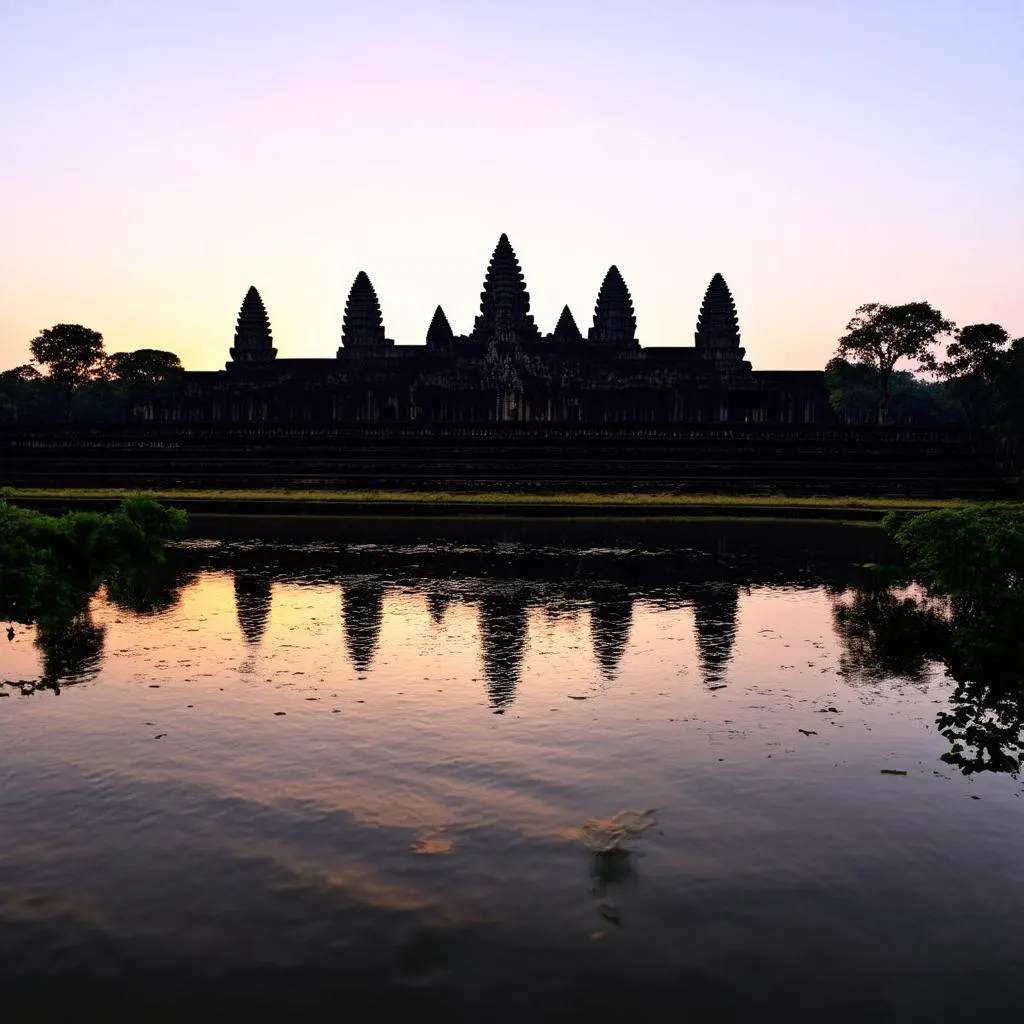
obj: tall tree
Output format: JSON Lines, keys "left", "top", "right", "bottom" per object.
{"left": 29, "top": 324, "right": 106, "bottom": 421}
{"left": 937, "top": 323, "right": 1011, "bottom": 428}
{"left": 835, "top": 302, "right": 954, "bottom": 424}
{"left": 106, "top": 349, "right": 184, "bottom": 392}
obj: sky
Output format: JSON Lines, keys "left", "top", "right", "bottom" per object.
{"left": 1, "top": 0, "right": 1021, "bottom": 371}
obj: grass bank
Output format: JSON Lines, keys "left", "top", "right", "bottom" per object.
{"left": 3, "top": 488, "right": 992, "bottom": 510}
{"left": 5, "top": 488, "right": 1008, "bottom": 527}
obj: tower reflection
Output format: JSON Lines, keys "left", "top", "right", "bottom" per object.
{"left": 691, "top": 583, "right": 740, "bottom": 687}
{"left": 588, "top": 586, "right": 633, "bottom": 680}
{"left": 426, "top": 591, "right": 452, "bottom": 627}
{"left": 342, "top": 581, "right": 385, "bottom": 673}
{"left": 233, "top": 570, "right": 273, "bottom": 646}
{"left": 478, "top": 590, "right": 529, "bottom": 709}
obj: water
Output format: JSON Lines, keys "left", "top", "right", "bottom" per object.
{"left": 2, "top": 524, "right": 1022, "bottom": 1020}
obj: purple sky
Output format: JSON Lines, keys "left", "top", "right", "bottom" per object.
{"left": 1, "top": 0, "right": 1021, "bottom": 371}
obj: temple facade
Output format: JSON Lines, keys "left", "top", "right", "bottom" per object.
{"left": 165, "top": 234, "right": 828, "bottom": 425}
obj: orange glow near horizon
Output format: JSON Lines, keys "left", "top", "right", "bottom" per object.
{"left": 1, "top": 3, "right": 1021, "bottom": 374}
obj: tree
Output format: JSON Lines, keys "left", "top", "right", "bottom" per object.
{"left": 0, "top": 364, "right": 60, "bottom": 423}
{"left": 835, "top": 302, "right": 954, "bottom": 424}
{"left": 824, "top": 357, "right": 879, "bottom": 423}
{"left": 935, "top": 323, "right": 1010, "bottom": 429}
{"left": 106, "top": 349, "right": 184, "bottom": 392}
{"left": 29, "top": 324, "right": 106, "bottom": 421}
{"left": 825, "top": 358, "right": 942, "bottom": 425}
{"left": 940, "top": 323, "right": 1010, "bottom": 382}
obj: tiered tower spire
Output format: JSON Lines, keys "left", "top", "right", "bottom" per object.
{"left": 229, "top": 286, "right": 277, "bottom": 364}
{"left": 694, "top": 273, "right": 751, "bottom": 381}
{"left": 695, "top": 273, "right": 741, "bottom": 350}
{"left": 426, "top": 305, "right": 454, "bottom": 351}
{"left": 588, "top": 266, "right": 637, "bottom": 347}
{"left": 552, "top": 305, "right": 583, "bottom": 345}
{"left": 470, "top": 234, "right": 539, "bottom": 343}
{"left": 339, "top": 271, "right": 393, "bottom": 350}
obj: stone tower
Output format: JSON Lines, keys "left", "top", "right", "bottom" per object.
{"left": 588, "top": 266, "right": 638, "bottom": 347}
{"left": 470, "top": 234, "right": 540, "bottom": 344}
{"left": 229, "top": 286, "right": 277, "bottom": 365}
{"left": 339, "top": 271, "right": 393, "bottom": 351}
{"left": 426, "top": 305, "right": 454, "bottom": 351}
{"left": 694, "top": 273, "right": 750, "bottom": 380}
{"left": 552, "top": 305, "right": 583, "bottom": 345}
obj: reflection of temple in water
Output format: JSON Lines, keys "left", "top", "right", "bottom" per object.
{"left": 588, "top": 587, "right": 634, "bottom": 679}
{"left": 233, "top": 571, "right": 273, "bottom": 645}
{"left": 691, "top": 584, "right": 740, "bottom": 686}
{"left": 341, "top": 581, "right": 385, "bottom": 672}
{"left": 478, "top": 591, "right": 529, "bottom": 708}
{"left": 425, "top": 591, "right": 452, "bottom": 627}
{"left": 216, "top": 553, "right": 748, "bottom": 700}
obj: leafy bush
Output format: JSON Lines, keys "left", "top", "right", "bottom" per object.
{"left": 0, "top": 496, "right": 187, "bottom": 627}
{"left": 882, "top": 504, "right": 1024, "bottom": 607}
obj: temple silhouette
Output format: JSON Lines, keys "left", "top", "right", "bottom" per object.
{"left": 169, "top": 234, "right": 827, "bottom": 425}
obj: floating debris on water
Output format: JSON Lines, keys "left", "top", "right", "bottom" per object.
{"left": 579, "top": 809, "right": 657, "bottom": 854}
{"left": 880, "top": 769, "right": 908, "bottom": 776}
{"left": 409, "top": 828, "right": 455, "bottom": 855}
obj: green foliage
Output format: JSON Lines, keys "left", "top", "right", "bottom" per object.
{"left": 835, "top": 302, "right": 955, "bottom": 423}
{"left": 883, "top": 504, "right": 1024, "bottom": 608}
{"left": 0, "top": 496, "right": 188, "bottom": 629}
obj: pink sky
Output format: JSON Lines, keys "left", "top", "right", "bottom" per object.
{"left": 1, "top": 0, "right": 1021, "bottom": 372}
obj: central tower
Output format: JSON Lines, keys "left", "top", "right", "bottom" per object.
{"left": 469, "top": 234, "right": 540, "bottom": 344}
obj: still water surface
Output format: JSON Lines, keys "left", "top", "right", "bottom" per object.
{"left": 2, "top": 524, "right": 1022, "bottom": 1020}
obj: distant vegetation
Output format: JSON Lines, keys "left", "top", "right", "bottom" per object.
{"left": 827, "top": 303, "right": 1023, "bottom": 429}
{"left": 831, "top": 302, "right": 955, "bottom": 425}
{"left": 1, "top": 323, "right": 183, "bottom": 423}
{"left": 826, "top": 301, "right": 1024, "bottom": 473}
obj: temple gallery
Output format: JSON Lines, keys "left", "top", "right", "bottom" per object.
{"left": 164, "top": 234, "right": 827, "bottom": 426}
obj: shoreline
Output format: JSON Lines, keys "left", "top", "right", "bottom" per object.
{"left": 3, "top": 488, "right": 992, "bottom": 523}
